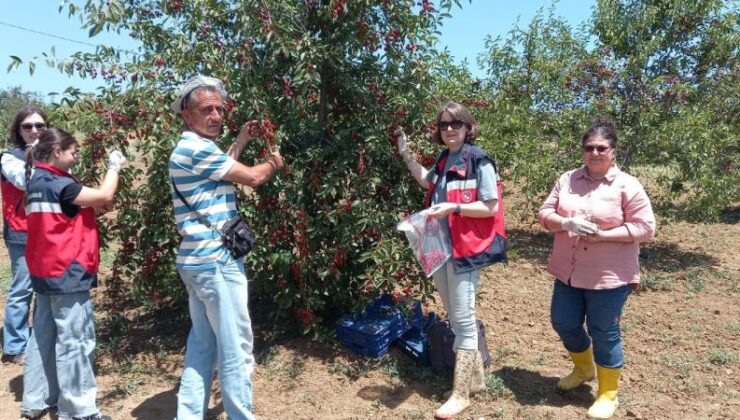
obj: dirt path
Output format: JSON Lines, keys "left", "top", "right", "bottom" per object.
{"left": 1, "top": 220, "right": 739, "bottom": 419}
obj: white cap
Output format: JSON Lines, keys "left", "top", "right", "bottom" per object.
{"left": 171, "top": 75, "right": 227, "bottom": 114}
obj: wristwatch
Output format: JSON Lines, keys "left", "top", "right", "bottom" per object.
{"left": 454, "top": 203, "right": 461, "bottom": 215}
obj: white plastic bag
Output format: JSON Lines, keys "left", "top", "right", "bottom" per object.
{"left": 397, "top": 209, "right": 452, "bottom": 277}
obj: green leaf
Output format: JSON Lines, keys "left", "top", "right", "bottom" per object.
{"left": 6, "top": 56, "right": 22, "bottom": 73}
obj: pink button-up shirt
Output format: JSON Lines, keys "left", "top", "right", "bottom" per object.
{"left": 538, "top": 166, "right": 656, "bottom": 289}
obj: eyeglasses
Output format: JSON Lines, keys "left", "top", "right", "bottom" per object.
{"left": 582, "top": 145, "right": 611, "bottom": 153}
{"left": 438, "top": 120, "right": 465, "bottom": 130}
{"left": 20, "top": 123, "right": 47, "bottom": 131}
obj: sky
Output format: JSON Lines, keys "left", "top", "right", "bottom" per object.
{"left": 0, "top": 0, "right": 595, "bottom": 100}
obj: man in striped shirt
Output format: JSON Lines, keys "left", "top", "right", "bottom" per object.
{"left": 168, "top": 75, "right": 283, "bottom": 420}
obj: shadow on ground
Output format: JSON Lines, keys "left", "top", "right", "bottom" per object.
{"left": 639, "top": 242, "right": 719, "bottom": 272}
{"left": 506, "top": 227, "right": 720, "bottom": 274}
{"left": 506, "top": 228, "right": 552, "bottom": 265}
{"left": 494, "top": 366, "right": 593, "bottom": 409}
{"left": 129, "top": 386, "right": 177, "bottom": 419}
{"left": 356, "top": 384, "right": 414, "bottom": 409}
{"left": 256, "top": 337, "right": 448, "bottom": 405}
{"left": 8, "top": 373, "right": 22, "bottom": 401}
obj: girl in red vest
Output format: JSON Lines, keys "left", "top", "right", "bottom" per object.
{"left": 396, "top": 101, "right": 507, "bottom": 418}
{"left": 1, "top": 107, "right": 48, "bottom": 365}
{"left": 20, "top": 127, "right": 126, "bottom": 420}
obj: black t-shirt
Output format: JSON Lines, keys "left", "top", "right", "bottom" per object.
{"left": 60, "top": 183, "right": 83, "bottom": 218}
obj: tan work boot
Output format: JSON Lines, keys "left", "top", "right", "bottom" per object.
{"left": 435, "top": 348, "right": 476, "bottom": 419}
{"left": 443, "top": 350, "right": 486, "bottom": 399}
{"left": 557, "top": 347, "right": 596, "bottom": 391}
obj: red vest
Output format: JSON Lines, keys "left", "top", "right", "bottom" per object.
{"left": 25, "top": 163, "right": 99, "bottom": 294}
{"left": 425, "top": 143, "right": 507, "bottom": 273}
{"left": 0, "top": 148, "right": 29, "bottom": 242}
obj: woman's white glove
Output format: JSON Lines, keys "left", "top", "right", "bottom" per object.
{"left": 394, "top": 129, "right": 409, "bottom": 156}
{"left": 107, "top": 150, "right": 128, "bottom": 172}
{"left": 561, "top": 216, "right": 598, "bottom": 236}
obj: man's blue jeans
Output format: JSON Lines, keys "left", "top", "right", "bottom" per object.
{"left": 3, "top": 240, "right": 32, "bottom": 356}
{"left": 176, "top": 256, "right": 254, "bottom": 420}
{"left": 550, "top": 280, "right": 631, "bottom": 368}
{"left": 21, "top": 291, "right": 99, "bottom": 419}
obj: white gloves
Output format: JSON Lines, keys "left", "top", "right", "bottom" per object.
{"left": 561, "top": 216, "right": 598, "bottom": 236}
{"left": 394, "top": 129, "right": 409, "bottom": 156}
{"left": 107, "top": 150, "right": 128, "bottom": 172}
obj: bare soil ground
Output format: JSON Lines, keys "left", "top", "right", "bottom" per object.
{"left": 1, "top": 218, "right": 738, "bottom": 420}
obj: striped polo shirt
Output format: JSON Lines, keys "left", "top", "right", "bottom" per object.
{"left": 168, "top": 131, "right": 237, "bottom": 269}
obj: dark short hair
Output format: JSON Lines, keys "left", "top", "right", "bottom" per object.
{"left": 431, "top": 101, "right": 479, "bottom": 145}
{"left": 582, "top": 116, "right": 618, "bottom": 148}
{"left": 8, "top": 107, "right": 48, "bottom": 149}
{"left": 181, "top": 86, "right": 222, "bottom": 111}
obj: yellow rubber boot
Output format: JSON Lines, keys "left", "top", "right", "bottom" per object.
{"left": 556, "top": 347, "right": 596, "bottom": 391}
{"left": 587, "top": 365, "right": 620, "bottom": 419}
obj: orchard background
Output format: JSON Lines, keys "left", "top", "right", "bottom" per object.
{"left": 0, "top": 1, "right": 738, "bottom": 418}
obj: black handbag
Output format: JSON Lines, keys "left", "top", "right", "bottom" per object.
{"left": 220, "top": 214, "right": 255, "bottom": 258}
{"left": 428, "top": 318, "right": 491, "bottom": 374}
{"left": 171, "top": 178, "right": 255, "bottom": 258}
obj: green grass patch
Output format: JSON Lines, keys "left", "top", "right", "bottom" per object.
{"left": 327, "top": 353, "right": 448, "bottom": 389}
{"left": 714, "top": 270, "right": 739, "bottom": 292}
{"left": 112, "top": 357, "right": 156, "bottom": 375}
{"left": 728, "top": 323, "right": 740, "bottom": 336}
{"left": 493, "top": 346, "right": 517, "bottom": 363}
{"left": 106, "top": 376, "right": 146, "bottom": 398}
{"left": 708, "top": 350, "right": 737, "bottom": 365}
{"left": 683, "top": 269, "right": 707, "bottom": 292}
{"left": 257, "top": 346, "right": 303, "bottom": 379}
{"left": 641, "top": 272, "right": 675, "bottom": 292}
{"left": 687, "top": 324, "right": 704, "bottom": 337}
{"left": 0, "top": 264, "right": 12, "bottom": 292}
{"left": 660, "top": 355, "right": 697, "bottom": 375}
{"left": 485, "top": 373, "right": 512, "bottom": 398}
{"left": 327, "top": 359, "right": 374, "bottom": 380}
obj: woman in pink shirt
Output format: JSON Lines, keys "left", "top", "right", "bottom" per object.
{"left": 538, "top": 117, "right": 655, "bottom": 420}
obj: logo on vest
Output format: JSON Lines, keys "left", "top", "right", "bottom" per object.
{"left": 462, "top": 191, "right": 473, "bottom": 203}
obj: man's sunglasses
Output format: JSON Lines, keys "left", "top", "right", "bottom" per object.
{"left": 438, "top": 120, "right": 465, "bottom": 130}
{"left": 20, "top": 123, "right": 47, "bottom": 131}
{"left": 582, "top": 145, "right": 611, "bottom": 153}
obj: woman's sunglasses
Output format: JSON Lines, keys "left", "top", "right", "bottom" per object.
{"left": 20, "top": 123, "right": 47, "bottom": 131}
{"left": 438, "top": 120, "right": 465, "bottom": 130}
{"left": 582, "top": 145, "right": 611, "bottom": 153}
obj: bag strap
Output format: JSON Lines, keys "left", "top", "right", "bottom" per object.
{"left": 170, "top": 177, "right": 220, "bottom": 233}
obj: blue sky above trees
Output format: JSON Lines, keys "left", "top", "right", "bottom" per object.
{"left": 1, "top": 0, "right": 593, "bottom": 98}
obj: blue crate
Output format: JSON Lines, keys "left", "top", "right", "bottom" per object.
{"left": 396, "top": 311, "right": 436, "bottom": 366}
{"left": 336, "top": 295, "right": 421, "bottom": 358}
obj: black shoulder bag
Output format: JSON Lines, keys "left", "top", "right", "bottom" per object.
{"left": 170, "top": 178, "right": 255, "bottom": 258}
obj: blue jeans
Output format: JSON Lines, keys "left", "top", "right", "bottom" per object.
{"left": 21, "top": 292, "right": 99, "bottom": 420}
{"left": 176, "top": 256, "right": 254, "bottom": 420}
{"left": 3, "top": 240, "right": 32, "bottom": 356}
{"left": 550, "top": 280, "right": 631, "bottom": 368}
{"left": 433, "top": 260, "right": 480, "bottom": 351}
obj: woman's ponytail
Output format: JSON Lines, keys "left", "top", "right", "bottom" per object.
{"left": 25, "top": 141, "right": 36, "bottom": 191}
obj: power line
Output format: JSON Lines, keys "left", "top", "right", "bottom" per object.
{"left": 0, "top": 20, "right": 100, "bottom": 49}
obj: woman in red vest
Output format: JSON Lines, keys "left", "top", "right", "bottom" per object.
{"left": 20, "top": 127, "right": 126, "bottom": 420}
{"left": 396, "top": 101, "right": 507, "bottom": 418}
{"left": 1, "top": 107, "right": 47, "bottom": 365}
